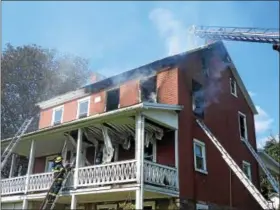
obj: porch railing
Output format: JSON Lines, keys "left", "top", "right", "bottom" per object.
{"left": 1, "top": 176, "right": 26, "bottom": 195}
{"left": 77, "top": 160, "right": 137, "bottom": 187}
{"left": 144, "top": 161, "right": 178, "bottom": 190}
{"left": 1, "top": 160, "right": 178, "bottom": 195}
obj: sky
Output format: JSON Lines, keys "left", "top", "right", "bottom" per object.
{"left": 2, "top": 1, "right": 279, "bottom": 148}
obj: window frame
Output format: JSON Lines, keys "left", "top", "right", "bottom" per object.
{"left": 76, "top": 96, "right": 91, "bottom": 119}
{"left": 238, "top": 111, "right": 248, "bottom": 140}
{"left": 45, "top": 155, "right": 57, "bottom": 172}
{"left": 96, "top": 204, "right": 117, "bottom": 210}
{"left": 51, "top": 105, "right": 64, "bottom": 126}
{"left": 242, "top": 160, "right": 252, "bottom": 181}
{"left": 196, "top": 203, "right": 209, "bottom": 210}
{"left": 193, "top": 139, "right": 208, "bottom": 174}
{"left": 105, "top": 87, "right": 120, "bottom": 111}
{"left": 230, "top": 77, "right": 237, "bottom": 97}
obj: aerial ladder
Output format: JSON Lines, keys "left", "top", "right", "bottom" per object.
{"left": 189, "top": 25, "right": 280, "bottom": 52}
{"left": 1, "top": 117, "right": 34, "bottom": 171}
{"left": 196, "top": 119, "right": 275, "bottom": 210}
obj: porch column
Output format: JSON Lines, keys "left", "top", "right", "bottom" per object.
{"left": 175, "top": 129, "right": 179, "bottom": 189}
{"left": 71, "top": 194, "right": 77, "bottom": 209}
{"left": 9, "top": 154, "right": 16, "bottom": 178}
{"left": 135, "top": 113, "right": 145, "bottom": 210}
{"left": 25, "top": 140, "right": 36, "bottom": 193}
{"left": 22, "top": 199, "right": 28, "bottom": 210}
{"left": 74, "top": 128, "right": 83, "bottom": 188}
{"left": 62, "top": 139, "right": 68, "bottom": 165}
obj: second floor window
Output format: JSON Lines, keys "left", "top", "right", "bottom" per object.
{"left": 77, "top": 97, "right": 90, "bottom": 119}
{"left": 52, "top": 106, "right": 63, "bottom": 125}
{"left": 193, "top": 139, "right": 207, "bottom": 174}
{"left": 140, "top": 76, "right": 157, "bottom": 103}
{"left": 106, "top": 88, "right": 120, "bottom": 111}
{"left": 192, "top": 80, "right": 204, "bottom": 118}
{"left": 238, "top": 112, "right": 248, "bottom": 140}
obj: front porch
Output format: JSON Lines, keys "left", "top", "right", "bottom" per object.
{"left": 1, "top": 103, "right": 182, "bottom": 209}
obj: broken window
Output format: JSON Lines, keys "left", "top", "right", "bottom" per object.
{"left": 192, "top": 80, "right": 205, "bottom": 118}
{"left": 144, "top": 142, "right": 154, "bottom": 161}
{"left": 230, "top": 77, "right": 237, "bottom": 97}
{"left": 106, "top": 88, "right": 120, "bottom": 111}
{"left": 140, "top": 76, "right": 157, "bottom": 103}
{"left": 238, "top": 112, "right": 247, "bottom": 140}
{"left": 201, "top": 56, "right": 209, "bottom": 77}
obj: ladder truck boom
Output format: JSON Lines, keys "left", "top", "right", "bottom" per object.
{"left": 190, "top": 25, "right": 280, "bottom": 52}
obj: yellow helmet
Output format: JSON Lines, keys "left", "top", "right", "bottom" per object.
{"left": 55, "top": 156, "right": 63, "bottom": 163}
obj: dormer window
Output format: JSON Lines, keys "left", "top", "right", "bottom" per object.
{"left": 230, "top": 77, "right": 237, "bottom": 97}
{"left": 52, "top": 106, "right": 63, "bottom": 125}
{"left": 77, "top": 97, "right": 90, "bottom": 119}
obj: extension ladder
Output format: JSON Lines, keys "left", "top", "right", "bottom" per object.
{"left": 40, "top": 159, "right": 75, "bottom": 210}
{"left": 196, "top": 119, "right": 274, "bottom": 210}
{"left": 1, "top": 117, "right": 34, "bottom": 171}
{"left": 242, "top": 138, "right": 279, "bottom": 194}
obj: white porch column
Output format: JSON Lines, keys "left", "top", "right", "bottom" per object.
{"left": 9, "top": 154, "right": 16, "bottom": 178}
{"left": 22, "top": 199, "right": 28, "bottom": 210}
{"left": 135, "top": 113, "right": 145, "bottom": 210}
{"left": 71, "top": 194, "right": 77, "bottom": 209}
{"left": 25, "top": 140, "right": 36, "bottom": 193}
{"left": 62, "top": 139, "right": 68, "bottom": 165}
{"left": 74, "top": 128, "right": 83, "bottom": 188}
{"left": 175, "top": 130, "right": 179, "bottom": 189}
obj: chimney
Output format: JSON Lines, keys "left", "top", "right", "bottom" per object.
{"left": 90, "top": 73, "right": 98, "bottom": 83}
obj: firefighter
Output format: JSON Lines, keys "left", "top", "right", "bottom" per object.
{"left": 47, "top": 155, "right": 68, "bottom": 202}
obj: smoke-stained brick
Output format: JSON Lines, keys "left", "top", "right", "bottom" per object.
{"left": 90, "top": 91, "right": 106, "bottom": 115}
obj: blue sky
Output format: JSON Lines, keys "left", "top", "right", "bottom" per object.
{"left": 2, "top": 1, "right": 279, "bottom": 147}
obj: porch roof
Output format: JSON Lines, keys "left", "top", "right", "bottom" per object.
{"left": 1, "top": 102, "right": 182, "bottom": 147}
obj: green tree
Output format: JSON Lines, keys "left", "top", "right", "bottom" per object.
{"left": 260, "top": 134, "right": 280, "bottom": 209}
{"left": 1, "top": 43, "right": 92, "bottom": 177}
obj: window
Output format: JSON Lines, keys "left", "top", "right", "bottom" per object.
{"left": 140, "top": 76, "right": 157, "bottom": 103}
{"left": 230, "top": 77, "right": 237, "bottom": 97}
{"left": 144, "top": 140, "right": 157, "bottom": 162}
{"left": 144, "top": 201, "right": 156, "bottom": 210}
{"left": 45, "top": 155, "right": 57, "bottom": 172}
{"left": 106, "top": 88, "right": 120, "bottom": 111}
{"left": 242, "top": 161, "right": 252, "bottom": 180}
{"left": 201, "top": 57, "right": 209, "bottom": 77}
{"left": 196, "top": 203, "right": 209, "bottom": 210}
{"left": 192, "top": 80, "right": 205, "bottom": 118}
{"left": 97, "top": 204, "right": 117, "bottom": 210}
{"left": 51, "top": 106, "right": 63, "bottom": 125}
{"left": 238, "top": 112, "right": 248, "bottom": 140}
{"left": 77, "top": 97, "right": 90, "bottom": 119}
{"left": 193, "top": 139, "right": 207, "bottom": 174}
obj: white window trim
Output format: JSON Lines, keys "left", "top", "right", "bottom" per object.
{"left": 230, "top": 77, "right": 237, "bottom": 97}
{"left": 238, "top": 111, "right": 248, "bottom": 140}
{"left": 242, "top": 160, "right": 252, "bottom": 180}
{"left": 193, "top": 139, "right": 208, "bottom": 174}
{"left": 144, "top": 201, "right": 156, "bottom": 209}
{"left": 76, "top": 96, "right": 91, "bottom": 119}
{"left": 196, "top": 203, "right": 209, "bottom": 210}
{"left": 96, "top": 204, "right": 117, "bottom": 210}
{"left": 45, "top": 155, "right": 57, "bottom": 172}
{"left": 51, "top": 105, "right": 64, "bottom": 126}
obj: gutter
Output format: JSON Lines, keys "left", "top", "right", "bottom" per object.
{"left": 1, "top": 103, "right": 183, "bottom": 144}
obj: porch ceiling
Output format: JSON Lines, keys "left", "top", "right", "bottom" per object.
{"left": 12, "top": 112, "right": 175, "bottom": 157}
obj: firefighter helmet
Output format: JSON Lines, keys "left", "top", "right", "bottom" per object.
{"left": 54, "top": 156, "right": 63, "bottom": 163}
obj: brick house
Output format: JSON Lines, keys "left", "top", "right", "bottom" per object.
{"left": 1, "top": 41, "right": 262, "bottom": 210}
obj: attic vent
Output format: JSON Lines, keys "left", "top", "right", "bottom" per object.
{"left": 106, "top": 88, "right": 120, "bottom": 111}
{"left": 140, "top": 76, "right": 157, "bottom": 103}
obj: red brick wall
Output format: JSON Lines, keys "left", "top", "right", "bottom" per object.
{"left": 38, "top": 109, "right": 52, "bottom": 129}
{"left": 157, "top": 131, "right": 175, "bottom": 167}
{"left": 177, "top": 47, "right": 261, "bottom": 210}
{"left": 90, "top": 91, "right": 106, "bottom": 115}
{"left": 120, "top": 80, "right": 139, "bottom": 108}
{"left": 157, "top": 68, "right": 179, "bottom": 105}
